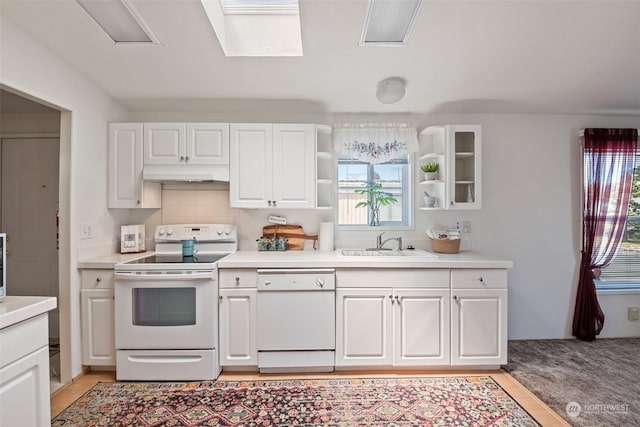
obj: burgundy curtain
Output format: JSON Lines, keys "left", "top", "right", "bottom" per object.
{"left": 573, "top": 128, "right": 638, "bottom": 341}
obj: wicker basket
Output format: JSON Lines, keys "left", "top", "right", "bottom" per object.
{"left": 430, "top": 237, "right": 460, "bottom": 254}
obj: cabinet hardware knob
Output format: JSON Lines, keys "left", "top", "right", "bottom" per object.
{"left": 394, "top": 295, "right": 399, "bottom": 301}
{"left": 180, "top": 156, "right": 185, "bottom": 161}
{"left": 6, "top": 250, "right": 10, "bottom": 257}
{"left": 185, "top": 156, "right": 189, "bottom": 162}
{"left": 479, "top": 277, "right": 484, "bottom": 282}
{"left": 273, "top": 201, "right": 277, "bottom": 206}
{"left": 137, "top": 200, "right": 141, "bottom": 205}
{"left": 219, "top": 295, "right": 223, "bottom": 301}
{"left": 96, "top": 277, "right": 102, "bottom": 282}
{"left": 268, "top": 200, "right": 272, "bottom": 206}
{"left": 265, "top": 280, "right": 271, "bottom": 286}
{"left": 235, "top": 277, "right": 240, "bottom": 285}
{"left": 453, "top": 295, "right": 458, "bottom": 300}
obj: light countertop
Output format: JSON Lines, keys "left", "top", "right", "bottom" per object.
{"left": 0, "top": 296, "right": 57, "bottom": 329}
{"left": 218, "top": 250, "right": 513, "bottom": 269}
{"left": 78, "top": 252, "right": 153, "bottom": 269}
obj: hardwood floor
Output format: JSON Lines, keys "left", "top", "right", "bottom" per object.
{"left": 51, "top": 369, "right": 569, "bottom": 426}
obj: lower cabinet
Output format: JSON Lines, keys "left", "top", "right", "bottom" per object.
{"left": 336, "top": 288, "right": 450, "bottom": 367}
{"left": 451, "top": 289, "right": 508, "bottom": 365}
{"left": 81, "top": 289, "right": 116, "bottom": 366}
{"left": 0, "top": 313, "right": 51, "bottom": 427}
{"left": 219, "top": 288, "right": 257, "bottom": 366}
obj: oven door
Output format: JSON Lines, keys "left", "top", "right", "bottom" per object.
{"left": 115, "top": 271, "right": 216, "bottom": 350}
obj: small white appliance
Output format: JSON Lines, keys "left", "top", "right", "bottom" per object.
{"left": 114, "top": 224, "right": 237, "bottom": 380}
{"left": 256, "top": 268, "right": 336, "bottom": 373}
{"left": 120, "top": 224, "right": 146, "bottom": 253}
{"left": 0, "top": 233, "right": 5, "bottom": 300}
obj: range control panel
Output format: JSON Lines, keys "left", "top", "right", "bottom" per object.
{"left": 155, "top": 224, "right": 237, "bottom": 242}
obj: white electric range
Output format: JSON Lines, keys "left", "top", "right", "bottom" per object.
{"left": 114, "top": 224, "right": 237, "bottom": 381}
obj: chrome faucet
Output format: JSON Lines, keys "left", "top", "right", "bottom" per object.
{"left": 376, "top": 232, "right": 403, "bottom": 251}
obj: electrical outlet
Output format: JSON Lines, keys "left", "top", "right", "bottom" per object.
{"left": 80, "top": 222, "right": 93, "bottom": 240}
{"left": 628, "top": 307, "right": 640, "bottom": 321}
{"left": 463, "top": 221, "right": 471, "bottom": 233}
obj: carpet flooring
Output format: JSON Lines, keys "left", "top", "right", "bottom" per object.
{"left": 51, "top": 376, "right": 540, "bottom": 426}
{"left": 505, "top": 338, "right": 640, "bottom": 427}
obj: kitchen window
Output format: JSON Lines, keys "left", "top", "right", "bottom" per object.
{"left": 337, "top": 155, "right": 411, "bottom": 227}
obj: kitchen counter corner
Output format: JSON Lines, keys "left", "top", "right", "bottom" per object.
{"left": 0, "top": 296, "right": 57, "bottom": 329}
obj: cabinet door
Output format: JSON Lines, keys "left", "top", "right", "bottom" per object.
{"left": 448, "top": 125, "right": 481, "bottom": 210}
{"left": 108, "top": 123, "right": 160, "bottom": 208}
{"left": 272, "top": 124, "right": 316, "bottom": 208}
{"left": 185, "top": 123, "right": 230, "bottom": 166}
{"left": 81, "top": 289, "right": 116, "bottom": 366}
{"left": 0, "top": 346, "right": 50, "bottom": 427}
{"left": 219, "top": 289, "right": 257, "bottom": 366}
{"left": 393, "top": 289, "right": 450, "bottom": 366}
{"left": 451, "top": 289, "right": 507, "bottom": 366}
{"left": 143, "top": 123, "right": 186, "bottom": 165}
{"left": 336, "top": 288, "right": 393, "bottom": 367}
{"left": 230, "top": 124, "right": 273, "bottom": 208}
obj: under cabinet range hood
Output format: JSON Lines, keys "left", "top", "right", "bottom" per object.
{"left": 142, "top": 165, "right": 229, "bottom": 182}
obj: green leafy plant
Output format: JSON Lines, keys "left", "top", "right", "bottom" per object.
{"left": 420, "top": 162, "right": 439, "bottom": 173}
{"left": 354, "top": 181, "right": 398, "bottom": 226}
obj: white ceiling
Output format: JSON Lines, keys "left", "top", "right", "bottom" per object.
{"left": 1, "top": 0, "right": 639, "bottom": 115}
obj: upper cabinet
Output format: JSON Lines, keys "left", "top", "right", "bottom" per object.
{"left": 418, "top": 125, "right": 481, "bottom": 210}
{"left": 108, "top": 123, "right": 161, "bottom": 209}
{"left": 142, "top": 123, "right": 230, "bottom": 181}
{"left": 143, "top": 123, "right": 229, "bottom": 166}
{"left": 230, "top": 124, "right": 317, "bottom": 209}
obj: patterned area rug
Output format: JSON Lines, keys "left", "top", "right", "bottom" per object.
{"left": 52, "top": 376, "right": 539, "bottom": 426}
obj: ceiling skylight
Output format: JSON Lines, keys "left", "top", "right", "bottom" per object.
{"left": 201, "top": 0, "right": 302, "bottom": 56}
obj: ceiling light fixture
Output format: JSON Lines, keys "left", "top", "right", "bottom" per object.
{"left": 360, "top": 0, "right": 423, "bottom": 46}
{"left": 76, "top": 0, "right": 159, "bottom": 44}
{"left": 376, "top": 77, "right": 406, "bottom": 104}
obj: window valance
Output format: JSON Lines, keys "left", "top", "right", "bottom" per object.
{"left": 333, "top": 123, "right": 418, "bottom": 164}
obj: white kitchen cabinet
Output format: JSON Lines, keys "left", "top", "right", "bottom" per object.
{"left": 230, "top": 123, "right": 316, "bottom": 208}
{"left": 336, "top": 287, "right": 449, "bottom": 367}
{"left": 336, "top": 288, "right": 393, "bottom": 366}
{"left": 81, "top": 289, "right": 116, "bottom": 366}
{"left": 0, "top": 313, "right": 51, "bottom": 427}
{"left": 219, "top": 288, "right": 257, "bottom": 367}
{"left": 393, "top": 289, "right": 450, "bottom": 366}
{"left": 80, "top": 269, "right": 116, "bottom": 366}
{"left": 108, "top": 123, "right": 161, "bottom": 209}
{"left": 418, "top": 125, "right": 481, "bottom": 210}
{"left": 450, "top": 268, "right": 507, "bottom": 366}
{"left": 143, "top": 123, "right": 229, "bottom": 166}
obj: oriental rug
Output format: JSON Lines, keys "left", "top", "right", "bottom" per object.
{"left": 52, "top": 376, "right": 540, "bottom": 426}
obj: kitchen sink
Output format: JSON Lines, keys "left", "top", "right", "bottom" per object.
{"left": 339, "top": 249, "right": 438, "bottom": 258}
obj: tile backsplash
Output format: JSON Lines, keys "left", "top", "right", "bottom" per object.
{"left": 162, "top": 189, "right": 239, "bottom": 225}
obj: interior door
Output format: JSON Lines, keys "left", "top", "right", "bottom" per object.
{"left": 1, "top": 138, "right": 59, "bottom": 300}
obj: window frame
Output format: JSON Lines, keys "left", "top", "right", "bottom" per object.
{"left": 336, "top": 155, "right": 413, "bottom": 230}
{"left": 593, "top": 150, "right": 640, "bottom": 291}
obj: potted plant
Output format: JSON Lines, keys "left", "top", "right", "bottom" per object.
{"left": 354, "top": 181, "right": 398, "bottom": 226}
{"left": 421, "top": 162, "right": 439, "bottom": 181}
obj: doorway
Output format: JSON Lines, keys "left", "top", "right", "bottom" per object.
{"left": 0, "top": 89, "right": 62, "bottom": 390}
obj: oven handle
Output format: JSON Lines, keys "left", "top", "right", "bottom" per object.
{"left": 114, "top": 271, "right": 214, "bottom": 281}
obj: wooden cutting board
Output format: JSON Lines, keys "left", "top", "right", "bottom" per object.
{"left": 262, "top": 224, "right": 318, "bottom": 250}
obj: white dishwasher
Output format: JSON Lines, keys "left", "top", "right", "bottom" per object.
{"left": 257, "top": 268, "right": 335, "bottom": 373}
